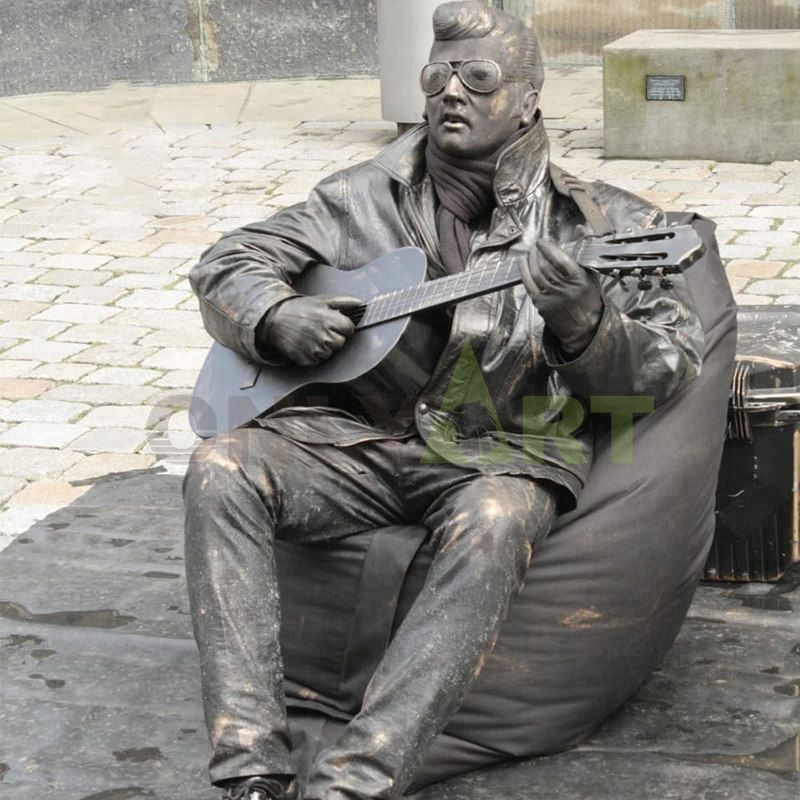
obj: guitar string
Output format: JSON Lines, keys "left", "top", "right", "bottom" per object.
{"left": 396, "top": 260, "right": 512, "bottom": 322}
{"left": 364, "top": 259, "right": 517, "bottom": 326}
{"left": 358, "top": 237, "right": 686, "bottom": 327}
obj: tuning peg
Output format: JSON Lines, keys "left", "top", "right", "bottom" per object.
{"left": 612, "top": 269, "right": 631, "bottom": 291}
{"left": 637, "top": 275, "right": 653, "bottom": 290}
{"left": 660, "top": 277, "right": 674, "bottom": 290}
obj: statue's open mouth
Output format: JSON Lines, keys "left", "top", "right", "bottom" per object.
{"left": 442, "top": 113, "right": 468, "bottom": 129}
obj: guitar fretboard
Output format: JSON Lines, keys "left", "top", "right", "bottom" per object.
{"left": 354, "top": 226, "right": 697, "bottom": 330}
{"left": 357, "top": 260, "right": 521, "bottom": 329}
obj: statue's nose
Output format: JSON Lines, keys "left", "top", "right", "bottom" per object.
{"left": 443, "top": 71, "right": 467, "bottom": 100}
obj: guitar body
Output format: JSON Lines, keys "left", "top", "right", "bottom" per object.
{"left": 190, "top": 248, "right": 433, "bottom": 437}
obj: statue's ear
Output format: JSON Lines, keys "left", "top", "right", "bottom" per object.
{"left": 520, "top": 87, "right": 539, "bottom": 127}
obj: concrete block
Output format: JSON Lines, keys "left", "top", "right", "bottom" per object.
{"left": 37, "top": 269, "right": 113, "bottom": 287}
{"left": 734, "top": 293, "right": 774, "bottom": 305}
{"left": 105, "top": 273, "right": 173, "bottom": 290}
{"left": 69, "top": 344, "right": 157, "bottom": 368}
{"left": 747, "top": 278, "right": 800, "bottom": 295}
{"left": 718, "top": 243, "right": 768, "bottom": 260}
{"left": 41, "top": 384, "right": 157, "bottom": 406}
{"left": 109, "top": 309, "right": 202, "bottom": 332}
{"left": 751, "top": 204, "right": 800, "bottom": 219}
{"left": 0, "top": 361, "right": 40, "bottom": 379}
{"left": 79, "top": 405, "right": 170, "bottom": 430}
{"left": 1, "top": 340, "right": 87, "bottom": 363}
{"left": 81, "top": 367, "right": 162, "bottom": 386}
{"left": 604, "top": 30, "right": 800, "bottom": 162}
{"left": 0, "top": 421, "right": 88, "bottom": 449}
{"left": 35, "top": 253, "right": 111, "bottom": 271}
{"left": 770, "top": 246, "right": 800, "bottom": 260}
{"left": 0, "top": 320, "right": 69, "bottom": 340}
{"left": 736, "top": 231, "right": 799, "bottom": 248}
{"left": 0, "top": 476, "right": 26, "bottom": 504}
{"left": 68, "top": 427, "right": 150, "bottom": 454}
{"left": 0, "top": 399, "right": 90, "bottom": 423}
{"left": 141, "top": 348, "right": 208, "bottom": 371}
{"left": 61, "top": 452, "right": 156, "bottom": 481}
{"left": 0, "top": 379, "right": 54, "bottom": 400}
{"left": 0, "top": 237, "right": 32, "bottom": 252}
{"left": 0, "top": 301, "right": 48, "bottom": 321}
{"left": 28, "top": 363, "right": 96, "bottom": 381}
{"left": 55, "top": 323, "right": 146, "bottom": 345}
{"left": 0, "top": 284, "right": 67, "bottom": 303}
{"left": 6, "top": 479, "right": 90, "bottom": 507}
{"left": 115, "top": 289, "right": 190, "bottom": 310}
{"left": 58, "top": 286, "right": 126, "bottom": 305}
{"left": 152, "top": 369, "right": 200, "bottom": 389}
{"left": 0, "top": 446, "right": 82, "bottom": 480}
{"left": 727, "top": 260, "right": 787, "bottom": 278}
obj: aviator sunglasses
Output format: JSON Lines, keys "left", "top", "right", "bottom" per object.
{"left": 420, "top": 59, "right": 527, "bottom": 96}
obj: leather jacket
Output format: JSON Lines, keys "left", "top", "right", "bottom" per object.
{"left": 189, "top": 118, "right": 704, "bottom": 509}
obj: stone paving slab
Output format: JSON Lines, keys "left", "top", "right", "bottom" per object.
{"left": 0, "top": 471, "right": 797, "bottom": 799}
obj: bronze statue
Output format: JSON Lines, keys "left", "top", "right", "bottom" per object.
{"left": 184, "top": 3, "right": 704, "bottom": 799}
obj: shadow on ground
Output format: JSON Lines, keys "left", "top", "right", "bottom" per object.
{"left": 0, "top": 469, "right": 798, "bottom": 799}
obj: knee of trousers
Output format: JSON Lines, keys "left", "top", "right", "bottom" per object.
{"left": 183, "top": 428, "right": 280, "bottom": 510}
{"left": 433, "top": 478, "right": 544, "bottom": 569}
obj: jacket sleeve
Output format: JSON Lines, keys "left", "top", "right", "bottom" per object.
{"left": 543, "top": 210, "right": 705, "bottom": 408}
{"left": 188, "top": 171, "right": 347, "bottom": 364}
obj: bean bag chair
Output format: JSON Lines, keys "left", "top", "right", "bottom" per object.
{"left": 275, "top": 212, "right": 737, "bottom": 790}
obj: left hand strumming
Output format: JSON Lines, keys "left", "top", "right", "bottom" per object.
{"left": 519, "top": 239, "right": 604, "bottom": 357}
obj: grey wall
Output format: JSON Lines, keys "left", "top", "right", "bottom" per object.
{"left": 1, "top": 0, "right": 798, "bottom": 97}
{"left": 502, "top": 0, "right": 800, "bottom": 62}
{"left": 0, "top": 0, "right": 379, "bottom": 96}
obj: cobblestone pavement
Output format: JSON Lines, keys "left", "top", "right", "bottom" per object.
{"left": 0, "top": 67, "right": 797, "bottom": 546}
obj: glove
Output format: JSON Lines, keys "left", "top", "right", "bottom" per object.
{"left": 520, "top": 239, "right": 604, "bottom": 357}
{"left": 256, "top": 295, "right": 363, "bottom": 366}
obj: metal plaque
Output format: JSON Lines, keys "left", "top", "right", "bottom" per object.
{"left": 646, "top": 75, "right": 686, "bottom": 101}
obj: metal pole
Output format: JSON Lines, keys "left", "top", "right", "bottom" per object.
{"left": 377, "top": 0, "right": 442, "bottom": 125}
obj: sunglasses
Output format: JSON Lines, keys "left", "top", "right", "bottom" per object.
{"left": 420, "top": 59, "right": 526, "bottom": 96}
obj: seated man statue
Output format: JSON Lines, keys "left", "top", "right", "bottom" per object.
{"left": 184, "top": 3, "right": 704, "bottom": 799}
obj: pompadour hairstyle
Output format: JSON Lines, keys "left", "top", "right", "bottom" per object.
{"left": 432, "top": 1, "right": 544, "bottom": 91}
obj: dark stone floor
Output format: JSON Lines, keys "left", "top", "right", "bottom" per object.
{"left": 1, "top": 469, "right": 798, "bottom": 800}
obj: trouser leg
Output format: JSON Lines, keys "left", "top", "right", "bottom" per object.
{"left": 306, "top": 472, "right": 557, "bottom": 800}
{"left": 183, "top": 428, "right": 404, "bottom": 786}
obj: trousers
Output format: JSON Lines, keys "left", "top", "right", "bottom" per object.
{"left": 183, "top": 425, "right": 557, "bottom": 799}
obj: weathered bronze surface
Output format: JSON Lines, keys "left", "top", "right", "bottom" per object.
{"left": 184, "top": 3, "right": 705, "bottom": 799}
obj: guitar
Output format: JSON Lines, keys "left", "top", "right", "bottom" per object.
{"left": 189, "top": 224, "right": 705, "bottom": 437}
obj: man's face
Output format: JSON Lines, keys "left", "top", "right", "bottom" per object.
{"left": 424, "top": 35, "right": 538, "bottom": 159}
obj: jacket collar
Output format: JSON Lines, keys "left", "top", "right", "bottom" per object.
{"left": 373, "top": 113, "right": 551, "bottom": 208}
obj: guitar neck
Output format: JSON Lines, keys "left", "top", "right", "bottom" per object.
{"left": 356, "top": 260, "right": 521, "bottom": 329}
{"left": 354, "top": 225, "right": 701, "bottom": 330}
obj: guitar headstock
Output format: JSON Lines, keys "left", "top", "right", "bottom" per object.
{"left": 576, "top": 224, "right": 705, "bottom": 289}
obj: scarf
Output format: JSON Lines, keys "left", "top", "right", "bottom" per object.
{"left": 426, "top": 127, "right": 528, "bottom": 274}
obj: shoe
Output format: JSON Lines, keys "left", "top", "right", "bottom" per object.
{"left": 222, "top": 776, "right": 299, "bottom": 800}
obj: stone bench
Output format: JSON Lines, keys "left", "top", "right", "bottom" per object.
{"left": 603, "top": 30, "right": 800, "bottom": 163}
